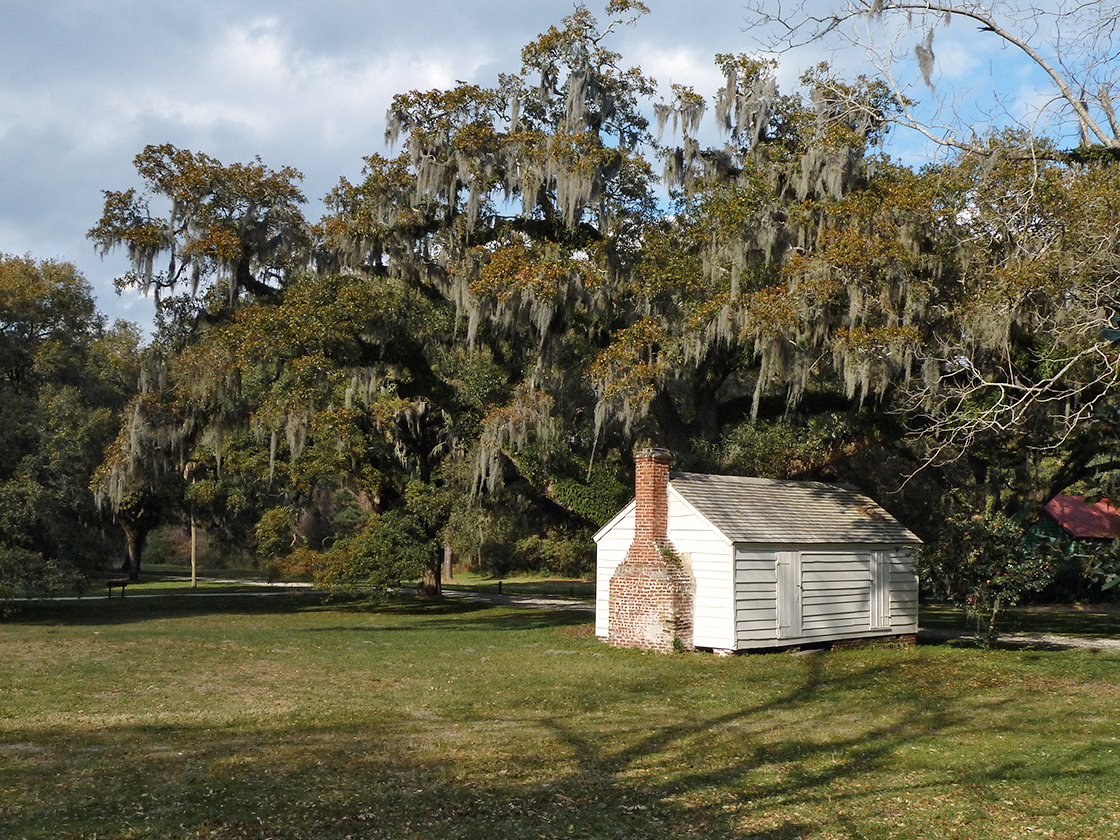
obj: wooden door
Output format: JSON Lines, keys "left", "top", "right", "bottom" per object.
{"left": 870, "top": 551, "right": 891, "bottom": 629}
{"left": 776, "top": 551, "right": 802, "bottom": 639}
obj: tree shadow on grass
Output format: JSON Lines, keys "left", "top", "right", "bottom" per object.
{"left": 921, "top": 604, "right": 1120, "bottom": 641}
{"left": 536, "top": 652, "right": 970, "bottom": 837}
{"left": 2, "top": 590, "right": 333, "bottom": 626}
{"left": 10, "top": 651, "right": 1102, "bottom": 840}
{"left": 3, "top": 591, "right": 594, "bottom": 633}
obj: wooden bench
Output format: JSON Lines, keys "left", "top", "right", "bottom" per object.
{"left": 106, "top": 578, "right": 130, "bottom": 598}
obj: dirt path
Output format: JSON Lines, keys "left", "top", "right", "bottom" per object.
{"left": 919, "top": 628, "right": 1120, "bottom": 651}
{"left": 441, "top": 588, "right": 594, "bottom": 613}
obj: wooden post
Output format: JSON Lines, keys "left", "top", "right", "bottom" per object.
{"left": 190, "top": 514, "right": 197, "bottom": 589}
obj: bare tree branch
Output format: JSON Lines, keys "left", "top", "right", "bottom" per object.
{"left": 746, "top": 0, "right": 1120, "bottom": 153}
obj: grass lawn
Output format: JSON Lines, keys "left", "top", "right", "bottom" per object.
{"left": 921, "top": 602, "right": 1120, "bottom": 640}
{"left": 2, "top": 592, "right": 1119, "bottom": 839}
{"left": 442, "top": 571, "right": 595, "bottom": 601}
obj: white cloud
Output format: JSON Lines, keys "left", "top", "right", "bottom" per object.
{"left": 633, "top": 44, "right": 724, "bottom": 93}
{"left": 0, "top": 0, "right": 1079, "bottom": 330}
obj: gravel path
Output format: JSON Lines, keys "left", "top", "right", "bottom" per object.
{"left": 441, "top": 588, "right": 594, "bottom": 613}
{"left": 919, "top": 628, "right": 1120, "bottom": 651}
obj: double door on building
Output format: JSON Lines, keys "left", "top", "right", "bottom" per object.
{"left": 736, "top": 548, "right": 893, "bottom": 644}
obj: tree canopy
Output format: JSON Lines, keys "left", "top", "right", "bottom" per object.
{"left": 0, "top": 255, "right": 140, "bottom": 599}
{"left": 5, "top": 1, "right": 1116, "bottom": 613}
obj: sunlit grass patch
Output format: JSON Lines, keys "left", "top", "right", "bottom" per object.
{"left": 2, "top": 594, "right": 1119, "bottom": 838}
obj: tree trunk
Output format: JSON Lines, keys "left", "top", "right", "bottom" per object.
{"left": 190, "top": 514, "right": 198, "bottom": 589}
{"left": 120, "top": 522, "right": 148, "bottom": 582}
{"left": 983, "top": 593, "right": 1003, "bottom": 649}
{"left": 694, "top": 382, "right": 723, "bottom": 443}
{"left": 417, "top": 561, "right": 442, "bottom": 596}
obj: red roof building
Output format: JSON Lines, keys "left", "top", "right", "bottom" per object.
{"left": 1043, "top": 495, "right": 1120, "bottom": 539}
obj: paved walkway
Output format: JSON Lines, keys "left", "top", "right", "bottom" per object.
{"left": 441, "top": 588, "right": 593, "bottom": 613}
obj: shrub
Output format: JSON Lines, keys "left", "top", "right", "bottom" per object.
{"left": 920, "top": 510, "right": 1055, "bottom": 646}
{"left": 312, "top": 509, "right": 435, "bottom": 594}
{"left": 514, "top": 528, "right": 595, "bottom": 577}
{"left": 254, "top": 507, "right": 298, "bottom": 562}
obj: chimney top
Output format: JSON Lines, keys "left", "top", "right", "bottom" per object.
{"left": 635, "top": 447, "right": 672, "bottom": 464}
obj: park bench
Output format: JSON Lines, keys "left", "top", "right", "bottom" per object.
{"left": 106, "top": 578, "right": 130, "bottom": 598}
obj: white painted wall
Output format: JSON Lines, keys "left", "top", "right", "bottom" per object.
{"left": 593, "top": 500, "right": 635, "bottom": 638}
{"left": 667, "top": 488, "right": 733, "bottom": 650}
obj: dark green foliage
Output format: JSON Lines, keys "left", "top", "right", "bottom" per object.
{"left": 514, "top": 528, "right": 596, "bottom": 577}
{"left": 547, "top": 453, "right": 631, "bottom": 528}
{"left": 75, "top": 5, "right": 1120, "bottom": 606}
{"left": 0, "top": 256, "right": 138, "bottom": 600}
{"left": 1029, "top": 514, "right": 1120, "bottom": 601}
{"left": 254, "top": 506, "right": 298, "bottom": 563}
{"left": 712, "top": 417, "right": 849, "bottom": 478}
{"left": 920, "top": 510, "right": 1055, "bottom": 645}
{"left": 316, "top": 509, "right": 435, "bottom": 593}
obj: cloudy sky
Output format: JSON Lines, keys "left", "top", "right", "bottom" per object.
{"left": 1, "top": 1, "right": 1055, "bottom": 330}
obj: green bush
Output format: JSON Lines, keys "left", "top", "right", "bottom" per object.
{"left": 716, "top": 417, "right": 844, "bottom": 478}
{"left": 514, "top": 528, "right": 595, "bottom": 577}
{"left": 254, "top": 507, "right": 297, "bottom": 562}
{"left": 920, "top": 510, "right": 1055, "bottom": 646}
{"left": 312, "top": 509, "right": 435, "bottom": 593}
{"left": 0, "top": 546, "right": 73, "bottom": 606}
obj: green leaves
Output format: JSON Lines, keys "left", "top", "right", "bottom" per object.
{"left": 0, "top": 257, "right": 136, "bottom": 598}
{"left": 71, "top": 4, "right": 1120, "bottom": 598}
{"left": 89, "top": 143, "right": 308, "bottom": 307}
{"left": 919, "top": 511, "right": 1056, "bottom": 646}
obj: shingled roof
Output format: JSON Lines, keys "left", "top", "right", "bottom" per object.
{"left": 668, "top": 472, "right": 923, "bottom": 546}
{"left": 1043, "top": 495, "right": 1120, "bottom": 539}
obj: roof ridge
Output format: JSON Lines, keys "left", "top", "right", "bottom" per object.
{"left": 669, "top": 472, "right": 861, "bottom": 491}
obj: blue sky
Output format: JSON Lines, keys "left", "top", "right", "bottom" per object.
{"left": 0, "top": 1, "right": 1062, "bottom": 331}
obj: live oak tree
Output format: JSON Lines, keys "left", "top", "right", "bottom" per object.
{"left": 89, "top": 143, "right": 309, "bottom": 310}
{"left": 590, "top": 57, "right": 909, "bottom": 448}
{"left": 83, "top": 2, "right": 1120, "bottom": 601}
{"left": 0, "top": 256, "right": 139, "bottom": 598}
{"left": 88, "top": 145, "right": 312, "bottom": 580}
{"left": 728, "top": 1, "right": 1120, "bottom": 501}
{"left": 176, "top": 270, "right": 468, "bottom": 590}
{"left": 324, "top": 2, "right": 663, "bottom": 524}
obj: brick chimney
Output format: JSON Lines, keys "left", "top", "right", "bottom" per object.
{"left": 607, "top": 448, "right": 694, "bottom": 651}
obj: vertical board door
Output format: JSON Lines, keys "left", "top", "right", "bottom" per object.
{"left": 734, "top": 548, "right": 779, "bottom": 645}
{"left": 776, "top": 551, "right": 802, "bottom": 639}
{"left": 870, "top": 551, "right": 891, "bottom": 629}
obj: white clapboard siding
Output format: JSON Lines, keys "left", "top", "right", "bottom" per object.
{"left": 593, "top": 501, "right": 636, "bottom": 638}
{"left": 734, "top": 548, "right": 779, "bottom": 644}
{"left": 799, "top": 552, "right": 872, "bottom": 637}
{"left": 596, "top": 471, "right": 922, "bottom": 650}
{"left": 888, "top": 551, "right": 919, "bottom": 631}
{"left": 669, "top": 490, "right": 734, "bottom": 649}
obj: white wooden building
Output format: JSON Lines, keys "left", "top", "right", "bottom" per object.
{"left": 596, "top": 470, "right": 922, "bottom": 652}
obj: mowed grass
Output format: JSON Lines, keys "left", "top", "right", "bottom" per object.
{"left": 922, "top": 602, "right": 1120, "bottom": 639}
{"left": 442, "top": 571, "right": 595, "bottom": 600}
{"left": 2, "top": 593, "right": 1120, "bottom": 839}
